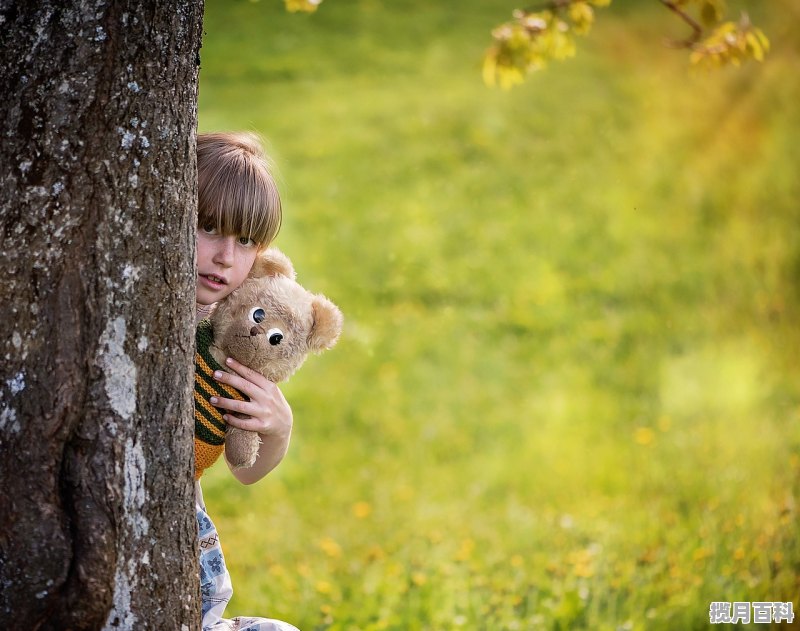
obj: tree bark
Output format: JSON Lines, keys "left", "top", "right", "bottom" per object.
{"left": 0, "top": 1, "right": 203, "bottom": 628}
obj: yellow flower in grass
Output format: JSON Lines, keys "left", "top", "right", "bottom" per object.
{"left": 472, "top": 574, "right": 488, "bottom": 588}
{"left": 633, "top": 427, "right": 655, "bottom": 446}
{"left": 411, "top": 571, "right": 427, "bottom": 586}
{"left": 692, "top": 547, "right": 711, "bottom": 564}
{"left": 637, "top": 547, "right": 659, "bottom": 566}
{"left": 352, "top": 501, "right": 372, "bottom": 519}
{"left": 365, "top": 544, "right": 386, "bottom": 562}
{"left": 315, "top": 580, "right": 333, "bottom": 594}
{"left": 455, "top": 538, "right": 475, "bottom": 561}
{"left": 318, "top": 536, "right": 342, "bottom": 559}
{"left": 394, "top": 483, "right": 415, "bottom": 503}
{"left": 568, "top": 548, "right": 595, "bottom": 578}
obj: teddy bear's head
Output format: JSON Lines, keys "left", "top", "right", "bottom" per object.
{"left": 209, "top": 248, "right": 343, "bottom": 383}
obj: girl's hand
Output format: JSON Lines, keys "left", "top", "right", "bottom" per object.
{"left": 210, "top": 356, "right": 293, "bottom": 484}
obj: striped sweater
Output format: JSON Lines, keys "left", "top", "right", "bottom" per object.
{"left": 194, "top": 319, "right": 247, "bottom": 479}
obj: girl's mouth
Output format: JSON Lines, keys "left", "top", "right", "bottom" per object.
{"left": 200, "top": 274, "right": 227, "bottom": 289}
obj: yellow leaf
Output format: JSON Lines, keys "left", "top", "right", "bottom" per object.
{"left": 498, "top": 66, "right": 525, "bottom": 90}
{"left": 569, "top": 2, "right": 594, "bottom": 35}
{"left": 755, "top": 28, "right": 770, "bottom": 53}
{"left": 284, "top": 0, "right": 321, "bottom": 12}
{"left": 745, "top": 32, "right": 763, "bottom": 61}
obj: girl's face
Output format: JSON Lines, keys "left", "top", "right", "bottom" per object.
{"left": 196, "top": 227, "right": 259, "bottom": 305}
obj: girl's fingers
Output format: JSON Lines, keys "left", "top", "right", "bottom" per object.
{"left": 212, "top": 369, "right": 258, "bottom": 399}
{"left": 209, "top": 359, "right": 289, "bottom": 438}
{"left": 223, "top": 357, "right": 271, "bottom": 387}
{"left": 210, "top": 395, "right": 257, "bottom": 416}
{"left": 213, "top": 364, "right": 278, "bottom": 401}
{"left": 222, "top": 414, "right": 262, "bottom": 432}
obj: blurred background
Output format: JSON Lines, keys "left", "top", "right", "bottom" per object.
{"left": 198, "top": 1, "right": 800, "bottom": 628}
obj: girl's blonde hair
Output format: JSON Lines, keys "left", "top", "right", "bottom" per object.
{"left": 197, "top": 131, "right": 282, "bottom": 248}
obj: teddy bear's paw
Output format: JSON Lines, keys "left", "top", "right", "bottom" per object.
{"left": 225, "top": 427, "right": 262, "bottom": 470}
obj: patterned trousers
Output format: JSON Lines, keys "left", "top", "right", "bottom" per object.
{"left": 197, "top": 483, "right": 300, "bottom": 631}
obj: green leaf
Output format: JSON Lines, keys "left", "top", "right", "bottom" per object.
{"left": 700, "top": 0, "right": 725, "bottom": 27}
{"left": 555, "top": 589, "right": 584, "bottom": 625}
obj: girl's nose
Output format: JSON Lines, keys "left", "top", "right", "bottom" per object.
{"left": 212, "top": 236, "right": 236, "bottom": 267}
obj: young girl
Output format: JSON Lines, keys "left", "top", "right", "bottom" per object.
{"left": 194, "top": 132, "right": 300, "bottom": 631}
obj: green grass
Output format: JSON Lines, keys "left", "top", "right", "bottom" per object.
{"left": 198, "top": 1, "right": 800, "bottom": 628}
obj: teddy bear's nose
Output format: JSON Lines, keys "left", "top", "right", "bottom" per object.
{"left": 249, "top": 326, "right": 261, "bottom": 337}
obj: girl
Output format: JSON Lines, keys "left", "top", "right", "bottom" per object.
{"left": 194, "top": 131, "right": 300, "bottom": 631}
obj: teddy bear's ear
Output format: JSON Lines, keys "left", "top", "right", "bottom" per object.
{"left": 308, "top": 294, "right": 343, "bottom": 352}
{"left": 249, "top": 248, "right": 296, "bottom": 280}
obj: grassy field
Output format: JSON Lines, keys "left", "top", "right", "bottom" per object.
{"left": 198, "top": 1, "right": 800, "bottom": 629}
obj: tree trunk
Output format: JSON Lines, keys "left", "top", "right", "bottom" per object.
{"left": 0, "top": 1, "right": 203, "bottom": 628}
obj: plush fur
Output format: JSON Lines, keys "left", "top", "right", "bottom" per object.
{"left": 207, "top": 248, "right": 343, "bottom": 469}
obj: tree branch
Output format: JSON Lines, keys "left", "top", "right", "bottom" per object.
{"left": 518, "top": 0, "right": 578, "bottom": 15}
{"left": 658, "top": 0, "right": 704, "bottom": 48}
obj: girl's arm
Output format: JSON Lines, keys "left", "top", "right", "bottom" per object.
{"left": 210, "top": 356, "right": 294, "bottom": 485}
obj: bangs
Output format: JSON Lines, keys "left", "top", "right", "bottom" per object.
{"left": 197, "top": 133, "right": 282, "bottom": 248}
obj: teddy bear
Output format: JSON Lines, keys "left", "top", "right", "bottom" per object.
{"left": 194, "top": 247, "right": 343, "bottom": 479}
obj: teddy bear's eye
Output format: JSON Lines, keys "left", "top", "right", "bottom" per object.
{"left": 267, "top": 327, "right": 284, "bottom": 346}
{"left": 249, "top": 307, "right": 266, "bottom": 324}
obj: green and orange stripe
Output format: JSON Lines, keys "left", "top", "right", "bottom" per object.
{"left": 194, "top": 319, "right": 247, "bottom": 479}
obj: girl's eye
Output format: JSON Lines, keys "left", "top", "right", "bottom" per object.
{"left": 267, "top": 328, "right": 284, "bottom": 346}
{"left": 249, "top": 307, "right": 266, "bottom": 324}
{"left": 201, "top": 223, "right": 218, "bottom": 235}
{"left": 238, "top": 235, "right": 256, "bottom": 247}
